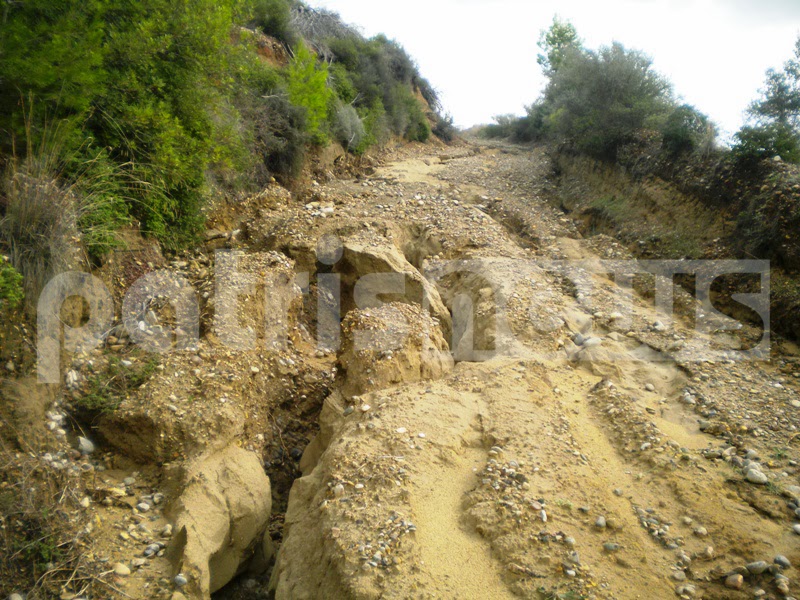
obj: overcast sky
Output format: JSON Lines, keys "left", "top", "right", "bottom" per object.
{"left": 307, "top": 0, "right": 800, "bottom": 140}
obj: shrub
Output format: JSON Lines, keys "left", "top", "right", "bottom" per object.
{"left": 332, "top": 103, "right": 366, "bottom": 151}
{"left": 662, "top": 104, "right": 716, "bottom": 155}
{"left": 432, "top": 113, "right": 458, "bottom": 142}
{"left": 289, "top": 5, "right": 359, "bottom": 60}
{"left": 0, "top": 158, "right": 82, "bottom": 305}
{"left": 481, "top": 114, "right": 519, "bottom": 139}
{"left": 480, "top": 111, "right": 544, "bottom": 142}
{"left": 359, "top": 100, "right": 391, "bottom": 149}
{"left": 0, "top": 258, "right": 24, "bottom": 310}
{"left": 514, "top": 103, "right": 548, "bottom": 142}
{"left": 251, "top": 0, "right": 297, "bottom": 45}
{"left": 328, "top": 34, "right": 438, "bottom": 145}
{"left": 0, "top": 451, "right": 95, "bottom": 597}
{"left": 287, "top": 42, "right": 332, "bottom": 143}
{"left": 733, "top": 123, "right": 800, "bottom": 165}
{"left": 545, "top": 43, "right": 673, "bottom": 159}
{"left": 734, "top": 36, "right": 800, "bottom": 165}
{"left": 247, "top": 95, "right": 308, "bottom": 184}
{"left": 407, "top": 116, "right": 431, "bottom": 143}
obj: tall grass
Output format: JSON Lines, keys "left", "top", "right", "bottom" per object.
{"left": 0, "top": 103, "right": 132, "bottom": 310}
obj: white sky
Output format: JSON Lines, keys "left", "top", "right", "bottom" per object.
{"left": 307, "top": 0, "right": 800, "bottom": 140}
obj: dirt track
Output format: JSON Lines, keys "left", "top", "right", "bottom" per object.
{"left": 23, "top": 141, "right": 800, "bottom": 600}
{"left": 270, "top": 142, "right": 800, "bottom": 600}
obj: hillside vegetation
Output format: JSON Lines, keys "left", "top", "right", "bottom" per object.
{"left": 482, "top": 18, "right": 800, "bottom": 339}
{"left": 0, "top": 0, "right": 454, "bottom": 305}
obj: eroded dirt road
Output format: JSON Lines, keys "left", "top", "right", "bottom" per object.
{"left": 270, "top": 142, "right": 800, "bottom": 600}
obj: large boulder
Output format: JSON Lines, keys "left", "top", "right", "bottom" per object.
{"left": 167, "top": 446, "right": 272, "bottom": 599}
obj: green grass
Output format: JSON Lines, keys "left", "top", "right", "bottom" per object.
{"left": 75, "top": 354, "right": 159, "bottom": 418}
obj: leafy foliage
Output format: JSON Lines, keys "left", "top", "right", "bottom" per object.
{"left": 537, "top": 16, "right": 581, "bottom": 75}
{"left": 251, "top": 0, "right": 297, "bottom": 45}
{"left": 661, "top": 104, "right": 716, "bottom": 155}
{"left": 326, "top": 33, "right": 439, "bottom": 142}
{"left": 545, "top": 43, "right": 673, "bottom": 159}
{"left": 734, "top": 37, "right": 800, "bottom": 164}
{"left": 288, "top": 42, "right": 332, "bottom": 143}
{"left": 332, "top": 103, "right": 366, "bottom": 151}
{"left": 0, "top": 0, "right": 441, "bottom": 283}
{"left": 0, "top": 257, "right": 24, "bottom": 310}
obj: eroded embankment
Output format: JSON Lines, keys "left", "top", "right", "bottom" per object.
{"left": 268, "top": 145, "right": 800, "bottom": 600}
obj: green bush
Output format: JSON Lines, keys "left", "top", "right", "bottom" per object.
{"left": 0, "top": 0, "right": 441, "bottom": 262}
{"left": 287, "top": 42, "right": 332, "bottom": 143}
{"left": 247, "top": 95, "right": 308, "bottom": 184}
{"left": 359, "top": 100, "right": 391, "bottom": 150}
{"left": 432, "top": 113, "right": 458, "bottom": 142}
{"left": 332, "top": 103, "right": 366, "bottom": 151}
{"left": 0, "top": 0, "right": 257, "bottom": 250}
{"left": 662, "top": 104, "right": 716, "bottom": 155}
{"left": 327, "top": 34, "right": 438, "bottom": 144}
{"left": 545, "top": 43, "right": 673, "bottom": 159}
{"left": 480, "top": 108, "right": 545, "bottom": 143}
{"left": 733, "top": 123, "right": 800, "bottom": 165}
{"left": 0, "top": 258, "right": 24, "bottom": 310}
{"left": 734, "top": 37, "right": 800, "bottom": 165}
{"left": 251, "top": 0, "right": 297, "bottom": 45}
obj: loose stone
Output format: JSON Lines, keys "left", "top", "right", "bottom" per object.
{"left": 725, "top": 574, "right": 744, "bottom": 590}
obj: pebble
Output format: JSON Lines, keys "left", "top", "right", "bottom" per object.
{"left": 672, "top": 571, "right": 687, "bottom": 582}
{"left": 675, "top": 584, "right": 696, "bottom": 597}
{"left": 136, "top": 502, "right": 151, "bottom": 513}
{"left": 161, "top": 524, "right": 173, "bottom": 538}
{"left": 9, "top": 594, "right": 24, "bottom": 600}
{"left": 793, "top": 524, "right": 800, "bottom": 536}
{"left": 725, "top": 574, "right": 744, "bottom": 590}
{"left": 174, "top": 574, "right": 188, "bottom": 587}
{"left": 332, "top": 484, "right": 345, "bottom": 498}
{"left": 80, "top": 497, "right": 91, "bottom": 509}
{"left": 77, "top": 437, "right": 95, "bottom": 455}
{"left": 745, "top": 468, "right": 768, "bottom": 485}
{"left": 595, "top": 516, "right": 607, "bottom": 529}
{"left": 603, "top": 542, "right": 621, "bottom": 552}
{"left": 693, "top": 527, "right": 708, "bottom": 537}
{"left": 113, "top": 563, "right": 131, "bottom": 576}
{"left": 645, "top": 383, "right": 656, "bottom": 392}
{"left": 143, "top": 543, "right": 160, "bottom": 557}
{"left": 746, "top": 561, "right": 769, "bottom": 575}
{"left": 775, "top": 555, "right": 792, "bottom": 569}
{"left": 131, "top": 558, "right": 147, "bottom": 568}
